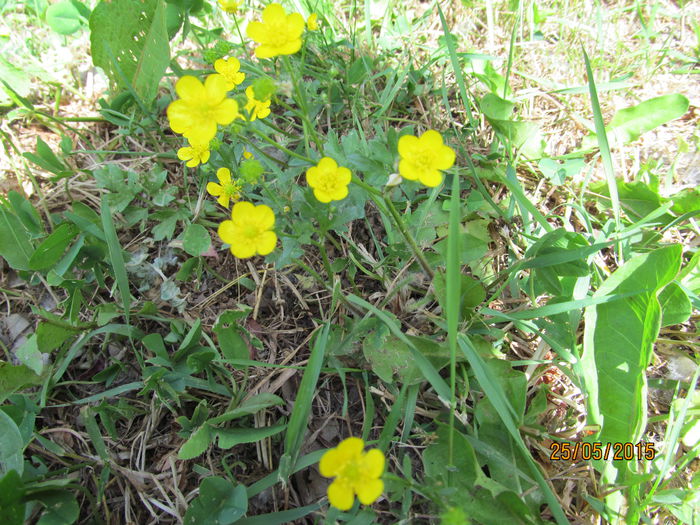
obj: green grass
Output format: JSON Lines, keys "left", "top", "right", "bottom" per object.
{"left": 0, "top": 0, "right": 699, "bottom": 523}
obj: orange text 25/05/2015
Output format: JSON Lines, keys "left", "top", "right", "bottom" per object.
{"left": 549, "top": 441, "right": 656, "bottom": 461}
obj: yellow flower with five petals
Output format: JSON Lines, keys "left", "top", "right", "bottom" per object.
{"left": 167, "top": 75, "right": 239, "bottom": 145}
{"left": 218, "top": 0, "right": 239, "bottom": 13}
{"left": 397, "top": 129, "right": 455, "bottom": 187}
{"left": 319, "top": 437, "right": 385, "bottom": 511}
{"left": 214, "top": 57, "right": 246, "bottom": 90}
{"left": 217, "top": 202, "right": 277, "bottom": 258}
{"left": 246, "top": 3, "right": 305, "bottom": 59}
{"left": 206, "top": 168, "right": 243, "bottom": 208}
{"left": 243, "top": 86, "right": 271, "bottom": 121}
{"left": 177, "top": 140, "right": 210, "bottom": 168}
{"left": 305, "top": 157, "right": 351, "bottom": 203}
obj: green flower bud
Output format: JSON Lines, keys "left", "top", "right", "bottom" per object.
{"left": 240, "top": 159, "right": 264, "bottom": 184}
{"left": 251, "top": 77, "right": 276, "bottom": 102}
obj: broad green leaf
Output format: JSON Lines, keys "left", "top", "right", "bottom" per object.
{"left": 183, "top": 477, "right": 247, "bottom": 525}
{"left": 178, "top": 424, "right": 211, "bottom": 460}
{"left": 36, "top": 490, "right": 79, "bottom": 525}
{"left": 89, "top": 0, "right": 170, "bottom": 104}
{"left": 183, "top": 223, "right": 210, "bottom": 256}
{"left": 0, "top": 200, "right": 33, "bottom": 271}
{"left": 0, "top": 470, "right": 24, "bottom": 524}
{"left": 480, "top": 94, "right": 545, "bottom": 158}
{"left": 15, "top": 335, "right": 46, "bottom": 375}
{"left": 670, "top": 187, "right": 700, "bottom": 216}
{"left": 216, "top": 424, "right": 285, "bottom": 449}
{"left": 581, "top": 245, "right": 682, "bottom": 451}
{"left": 658, "top": 282, "right": 692, "bottom": 327}
{"left": 0, "top": 410, "right": 23, "bottom": 476}
{"left": 212, "top": 310, "right": 252, "bottom": 361}
{"left": 433, "top": 271, "right": 486, "bottom": 319}
{"left": 583, "top": 94, "right": 690, "bottom": 147}
{"left": 7, "top": 191, "right": 42, "bottom": 236}
{"left": 45, "top": 0, "right": 83, "bottom": 34}
{"left": 22, "top": 137, "right": 71, "bottom": 177}
{"left": 362, "top": 320, "right": 422, "bottom": 384}
{"left": 590, "top": 180, "right": 672, "bottom": 224}
{"left": 28, "top": 223, "right": 79, "bottom": 271}
{"left": 0, "top": 362, "right": 42, "bottom": 404}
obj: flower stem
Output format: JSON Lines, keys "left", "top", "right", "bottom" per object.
{"left": 382, "top": 193, "right": 435, "bottom": 280}
{"left": 281, "top": 56, "right": 324, "bottom": 152}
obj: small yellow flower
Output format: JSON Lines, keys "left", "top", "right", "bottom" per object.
{"left": 243, "top": 150, "right": 253, "bottom": 160}
{"left": 246, "top": 3, "right": 305, "bottom": 59}
{"left": 214, "top": 57, "right": 246, "bottom": 90}
{"left": 319, "top": 437, "right": 385, "bottom": 511}
{"left": 167, "top": 75, "right": 239, "bottom": 145}
{"left": 305, "top": 157, "right": 351, "bottom": 203}
{"left": 243, "top": 86, "right": 271, "bottom": 121}
{"left": 206, "top": 168, "right": 243, "bottom": 208}
{"left": 218, "top": 0, "right": 239, "bottom": 13}
{"left": 177, "top": 140, "right": 210, "bottom": 168}
{"left": 307, "top": 13, "right": 319, "bottom": 31}
{"left": 397, "top": 129, "right": 456, "bottom": 187}
{"left": 217, "top": 201, "right": 277, "bottom": 258}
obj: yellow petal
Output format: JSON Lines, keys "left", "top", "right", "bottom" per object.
{"left": 246, "top": 21, "right": 267, "bottom": 43}
{"left": 318, "top": 157, "right": 337, "bottom": 171}
{"left": 217, "top": 194, "right": 231, "bottom": 208}
{"left": 435, "top": 145, "right": 456, "bottom": 170}
{"left": 320, "top": 448, "right": 342, "bottom": 477}
{"left": 214, "top": 58, "right": 226, "bottom": 74}
{"left": 200, "top": 150, "right": 211, "bottom": 164}
{"left": 212, "top": 98, "right": 239, "bottom": 125}
{"left": 419, "top": 170, "right": 443, "bottom": 187}
{"left": 305, "top": 166, "right": 320, "bottom": 187}
{"left": 398, "top": 159, "right": 419, "bottom": 181}
{"left": 262, "top": 3, "right": 286, "bottom": 23}
{"left": 186, "top": 157, "right": 199, "bottom": 168}
{"left": 337, "top": 167, "right": 352, "bottom": 185}
{"left": 253, "top": 204, "right": 275, "bottom": 230}
{"left": 167, "top": 100, "right": 194, "bottom": 134}
{"left": 256, "top": 230, "right": 277, "bottom": 255}
{"left": 254, "top": 45, "right": 277, "bottom": 59}
{"left": 217, "top": 220, "right": 236, "bottom": 243}
{"left": 177, "top": 146, "right": 193, "bottom": 161}
{"left": 355, "top": 478, "right": 383, "bottom": 505}
{"left": 336, "top": 437, "right": 364, "bottom": 459}
{"left": 327, "top": 478, "right": 355, "bottom": 511}
{"left": 206, "top": 182, "right": 223, "bottom": 196}
{"left": 420, "top": 129, "right": 443, "bottom": 148}
{"left": 286, "top": 13, "right": 305, "bottom": 36}
{"left": 276, "top": 39, "right": 302, "bottom": 57}
{"left": 231, "top": 201, "right": 255, "bottom": 222}
{"left": 175, "top": 76, "right": 204, "bottom": 100}
{"left": 231, "top": 239, "right": 257, "bottom": 259}
{"left": 330, "top": 185, "right": 349, "bottom": 201}
{"left": 361, "top": 449, "right": 385, "bottom": 478}
{"left": 398, "top": 134, "right": 418, "bottom": 159}
{"left": 184, "top": 122, "right": 217, "bottom": 145}
{"left": 313, "top": 189, "right": 332, "bottom": 203}
{"left": 217, "top": 168, "right": 232, "bottom": 185}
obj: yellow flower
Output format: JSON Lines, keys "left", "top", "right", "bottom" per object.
{"left": 218, "top": 0, "right": 239, "bottom": 13}
{"left": 243, "top": 86, "right": 271, "bottom": 121}
{"left": 217, "top": 201, "right": 277, "bottom": 258}
{"left": 319, "top": 437, "right": 385, "bottom": 511}
{"left": 167, "top": 75, "right": 239, "bottom": 145}
{"left": 243, "top": 150, "right": 253, "bottom": 160}
{"left": 177, "top": 140, "right": 210, "bottom": 168}
{"left": 206, "top": 168, "right": 243, "bottom": 208}
{"left": 307, "top": 13, "right": 319, "bottom": 30}
{"left": 397, "top": 129, "right": 456, "bottom": 187}
{"left": 246, "top": 3, "right": 305, "bottom": 59}
{"left": 305, "top": 157, "right": 351, "bottom": 203}
{"left": 214, "top": 57, "right": 246, "bottom": 90}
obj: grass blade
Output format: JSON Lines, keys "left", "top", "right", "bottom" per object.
{"left": 100, "top": 197, "right": 132, "bottom": 326}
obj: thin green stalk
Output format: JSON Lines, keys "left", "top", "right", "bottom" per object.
{"left": 246, "top": 128, "right": 314, "bottom": 164}
{"left": 382, "top": 193, "right": 434, "bottom": 279}
{"left": 281, "top": 56, "right": 324, "bottom": 152}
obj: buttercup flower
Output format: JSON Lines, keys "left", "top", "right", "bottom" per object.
{"left": 246, "top": 3, "right": 305, "bottom": 59}
{"left": 305, "top": 157, "right": 351, "bottom": 203}
{"left": 167, "top": 75, "right": 239, "bottom": 144}
{"left": 243, "top": 86, "right": 271, "bottom": 121}
{"left": 177, "top": 140, "right": 210, "bottom": 168}
{"left": 206, "top": 168, "right": 243, "bottom": 208}
{"left": 307, "top": 13, "right": 319, "bottom": 31}
{"left": 397, "top": 129, "right": 456, "bottom": 187}
{"left": 319, "top": 437, "right": 385, "bottom": 511}
{"left": 214, "top": 57, "right": 246, "bottom": 90}
{"left": 217, "top": 202, "right": 277, "bottom": 258}
{"left": 218, "top": 0, "right": 239, "bottom": 13}
{"left": 243, "top": 150, "right": 253, "bottom": 160}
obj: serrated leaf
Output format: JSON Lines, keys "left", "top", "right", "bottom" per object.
{"left": 178, "top": 424, "right": 211, "bottom": 460}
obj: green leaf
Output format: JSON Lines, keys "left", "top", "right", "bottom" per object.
{"left": 36, "top": 490, "right": 79, "bottom": 525}
{"left": 216, "top": 424, "right": 285, "bottom": 449}
{"left": 178, "top": 424, "right": 211, "bottom": 460}
{"left": 0, "top": 470, "right": 24, "bottom": 525}
{"left": 45, "top": 0, "right": 84, "bottom": 35}
{"left": 0, "top": 199, "right": 34, "bottom": 271}
{"left": 0, "top": 410, "right": 23, "bottom": 476}
{"left": 28, "top": 223, "right": 79, "bottom": 271}
{"left": 583, "top": 94, "right": 690, "bottom": 147}
{"left": 208, "top": 393, "right": 283, "bottom": 425}
{"left": 15, "top": 334, "right": 46, "bottom": 375}
{"left": 581, "top": 245, "right": 682, "bottom": 451}
{"left": 183, "top": 223, "right": 211, "bottom": 257}
{"left": 590, "top": 180, "right": 672, "bottom": 224}
{"left": 89, "top": 0, "right": 171, "bottom": 104}
{"left": 0, "top": 362, "right": 42, "bottom": 404}
{"left": 537, "top": 157, "right": 585, "bottom": 186}
{"left": 7, "top": 191, "right": 42, "bottom": 236}
{"left": 658, "top": 282, "right": 692, "bottom": 327}
{"left": 183, "top": 477, "right": 247, "bottom": 525}
{"left": 22, "top": 137, "right": 70, "bottom": 176}
{"left": 361, "top": 319, "right": 422, "bottom": 385}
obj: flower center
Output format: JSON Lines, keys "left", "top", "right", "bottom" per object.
{"left": 242, "top": 223, "right": 261, "bottom": 239}
{"left": 223, "top": 182, "right": 241, "bottom": 199}
{"left": 268, "top": 23, "right": 290, "bottom": 47}
{"left": 413, "top": 150, "right": 433, "bottom": 171}
{"left": 340, "top": 462, "right": 362, "bottom": 484}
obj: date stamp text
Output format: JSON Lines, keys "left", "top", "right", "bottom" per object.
{"left": 549, "top": 441, "right": 656, "bottom": 461}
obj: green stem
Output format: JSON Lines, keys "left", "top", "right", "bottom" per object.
{"left": 281, "top": 56, "right": 324, "bottom": 152}
{"left": 246, "top": 128, "right": 314, "bottom": 164}
{"left": 382, "top": 193, "right": 435, "bottom": 279}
